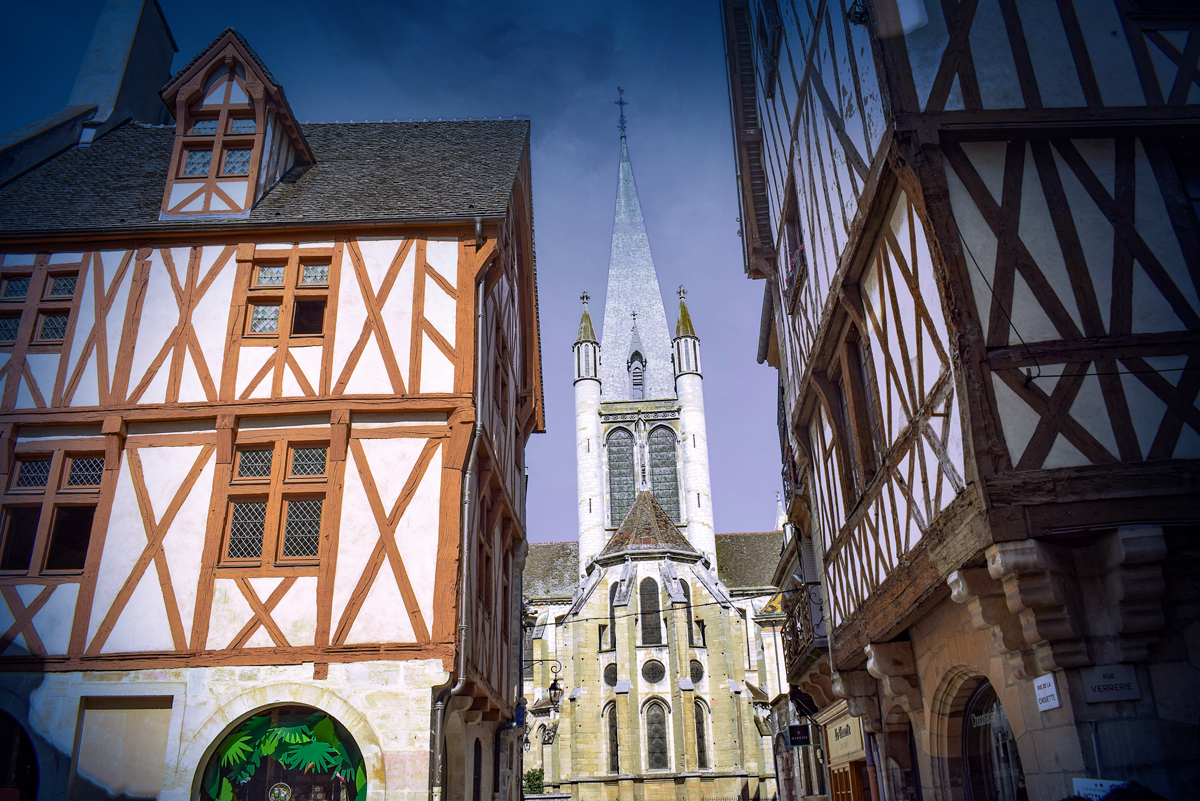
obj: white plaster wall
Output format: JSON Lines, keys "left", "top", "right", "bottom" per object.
{"left": 23, "top": 659, "right": 449, "bottom": 801}
{"left": 129, "top": 250, "right": 185, "bottom": 399}
{"left": 425, "top": 239, "right": 458, "bottom": 289}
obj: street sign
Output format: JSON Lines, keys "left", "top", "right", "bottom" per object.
{"left": 1034, "top": 673, "right": 1061, "bottom": 711}
{"left": 1081, "top": 665, "right": 1140, "bottom": 703}
{"left": 787, "top": 724, "right": 810, "bottom": 747}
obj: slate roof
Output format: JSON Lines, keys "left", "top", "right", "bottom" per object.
{"left": 167, "top": 28, "right": 276, "bottom": 88}
{"left": 715, "top": 531, "right": 784, "bottom": 588}
{"left": 0, "top": 117, "right": 529, "bottom": 234}
{"left": 598, "top": 491, "right": 697, "bottom": 557}
{"left": 523, "top": 542, "right": 579, "bottom": 598}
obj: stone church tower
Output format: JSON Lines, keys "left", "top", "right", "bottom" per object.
{"left": 524, "top": 123, "right": 784, "bottom": 801}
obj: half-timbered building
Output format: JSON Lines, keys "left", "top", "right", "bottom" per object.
{"left": 721, "top": 0, "right": 1199, "bottom": 799}
{"left": 0, "top": 3, "right": 542, "bottom": 800}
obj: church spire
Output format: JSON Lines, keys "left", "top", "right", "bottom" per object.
{"left": 600, "top": 92, "right": 673, "bottom": 402}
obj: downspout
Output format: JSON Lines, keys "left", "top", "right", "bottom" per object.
{"left": 431, "top": 276, "right": 487, "bottom": 801}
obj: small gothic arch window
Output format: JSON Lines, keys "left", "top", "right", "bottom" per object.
{"left": 681, "top": 581, "right": 695, "bottom": 645}
{"left": 607, "top": 429, "right": 636, "bottom": 526}
{"left": 630, "top": 355, "right": 645, "bottom": 399}
{"left": 609, "top": 582, "right": 619, "bottom": 649}
{"left": 607, "top": 704, "right": 620, "bottom": 773}
{"left": 694, "top": 701, "right": 709, "bottom": 769}
{"left": 640, "top": 577, "right": 662, "bottom": 645}
{"left": 645, "top": 701, "right": 669, "bottom": 770}
{"left": 648, "top": 427, "right": 680, "bottom": 521}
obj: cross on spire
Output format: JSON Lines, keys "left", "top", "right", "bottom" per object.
{"left": 678, "top": 285, "right": 687, "bottom": 300}
{"left": 616, "top": 87, "right": 628, "bottom": 136}
{"left": 631, "top": 311, "right": 637, "bottom": 325}
{"left": 580, "top": 290, "right": 590, "bottom": 304}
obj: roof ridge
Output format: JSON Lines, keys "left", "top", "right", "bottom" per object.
{"left": 164, "top": 27, "right": 277, "bottom": 92}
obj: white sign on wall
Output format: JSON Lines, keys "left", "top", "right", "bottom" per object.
{"left": 1081, "top": 664, "right": 1141, "bottom": 703}
{"left": 1072, "top": 778, "right": 1124, "bottom": 799}
{"left": 1034, "top": 673, "right": 1061, "bottom": 711}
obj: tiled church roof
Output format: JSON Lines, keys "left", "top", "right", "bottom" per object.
{"left": 0, "top": 117, "right": 529, "bottom": 233}
{"left": 599, "top": 491, "right": 697, "bottom": 557}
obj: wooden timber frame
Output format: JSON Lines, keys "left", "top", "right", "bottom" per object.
{"left": 723, "top": 0, "right": 1200, "bottom": 672}
{"left": 0, "top": 180, "right": 543, "bottom": 724}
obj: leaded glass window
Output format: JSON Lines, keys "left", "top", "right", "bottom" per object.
{"left": 607, "top": 429, "right": 635, "bottom": 526}
{"left": 291, "top": 447, "right": 326, "bottom": 476}
{"left": 191, "top": 119, "right": 218, "bottom": 135}
{"left": 250, "top": 304, "right": 279, "bottom": 333}
{"left": 229, "top": 118, "right": 256, "bottom": 134}
{"left": 39, "top": 314, "right": 69, "bottom": 340}
{"left": 642, "top": 660, "right": 665, "bottom": 684}
{"left": 67, "top": 457, "right": 104, "bottom": 487}
{"left": 184, "top": 149, "right": 212, "bottom": 176}
{"left": 256, "top": 265, "right": 285, "bottom": 286}
{"left": 223, "top": 149, "right": 252, "bottom": 175}
{"left": 695, "top": 702, "right": 709, "bottom": 769}
{"left": 645, "top": 702, "right": 668, "bottom": 770}
{"left": 282, "top": 499, "right": 322, "bottom": 557}
{"left": 690, "top": 659, "right": 704, "bottom": 683}
{"left": 48, "top": 276, "right": 77, "bottom": 297}
{"left": 301, "top": 264, "right": 329, "bottom": 285}
{"left": 648, "top": 427, "right": 680, "bottom": 522}
{"left": 604, "top": 663, "right": 618, "bottom": 687}
{"left": 608, "top": 705, "right": 620, "bottom": 773}
{"left": 0, "top": 316, "right": 19, "bottom": 341}
{"left": 14, "top": 460, "right": 51, "bottom": 488}
{"left": 238, "top": 449, "right": 272, "bottom": 478}
{"left": 3, "top": 278, "right": 30, "bottom": 298}
{"left": 640, "top": 577, "right": 662, "bottom": 645}
{"left": 227, "top": 501, "right": 266, "bottom": 559}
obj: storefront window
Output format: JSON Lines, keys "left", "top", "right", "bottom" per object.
{"left": 199, "top": 705, "right": 365, "bottom": 801}
{"left": 963, "top": 683, "right": 1027, "bottom": 801}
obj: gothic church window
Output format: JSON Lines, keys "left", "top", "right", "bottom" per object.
{"left": 607, "top": 429, "right": 635, "bottom": 526}
{"left": 648, "top": 427, "right": 680, "bottom": 522}
{"left": 640, "top": 578, "right": 662, "bottom": 645}
{"left": 645, "top": 702, "right": 669, "bottom": 770}
{"left": 607, "top": 704, "right": 620, "bottom": 773}
{"left": 695, "top": 701, "right": 709, "bottom": 769}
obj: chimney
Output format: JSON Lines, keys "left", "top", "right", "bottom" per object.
{"left": 70, "top": 0, "right": 178, "bottom": 143}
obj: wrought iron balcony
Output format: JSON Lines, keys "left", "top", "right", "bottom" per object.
{"left": 781, "top": 581, "right": 827, "bottom": 684}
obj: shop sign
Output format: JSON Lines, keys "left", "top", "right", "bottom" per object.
{"left": 787, "top": 724, "right": 810, "bottom": 747}
{"left": 1071, "top": 778, "right": 1124, "bottom": 799}
{"left": 1081, "top": 664, "right": 1140, "bottom": 703}
{"left": 1034, "top": 673, "right": 1061, "bottom": 711}
{"left": 824, "top": 714, "right": 863, "bottom": 762}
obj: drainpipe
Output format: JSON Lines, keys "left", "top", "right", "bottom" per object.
{"left": 431, "top": 276, "right": 487, "bottom": 801}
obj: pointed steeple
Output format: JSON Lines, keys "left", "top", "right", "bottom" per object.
{"left": 576, "top": 291, "right": 597, "bottom": 344}
{"left": 600, "top": 135, "right": 673, "bottom": 401}
{"left": 628, "top": 315, "right": 645, "bottom": 363}
{"left": 675, "top": 287, "right": 696, "bottom": 339}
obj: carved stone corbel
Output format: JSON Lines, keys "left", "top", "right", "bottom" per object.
{"left": 947, "top": 567, "right": 1037, "bottom": 680}
{"left": 832, "top": 669, "right": 882, "bottom": 733}
{"left": 864, "top": 641, "right": 923, "bottom": 717}
{"left": 798, "top": 658, "right": 836, "bottom": 708}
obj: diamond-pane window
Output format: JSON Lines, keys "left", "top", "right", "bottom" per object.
{"left": 229, "top": 118, "right": 256, "bottom": 134}
{"left": 184, "top": 150, "right": 212, "bottom": 176}
{"left": 3, "top": 278, "right": 29, "bottom": 298}
{"left": 39, "top": 314, "right": 69, "bottom": 340}
{"left": 67, "top": 457, "right": 104, "bottom": 486}
{"left": 0, "top": 316, "right": 19, "bottom": 341}
{"left": 291, "top": 447, "right": 326, "bottom": 476}
{"left": 238, "top": 449, "right": 273, "bottom": 478}
{"left": 301, "top": 264, "right": 329, "bottom": 285}
{"left": 192, "top": 119, "right": 218, "bottom": 135}
{"left": 256, "top": 265, "right": 284, "bottom": 286}
{"left": 15, "top": 460, "right": 51, "bottom": 488}
{"left": 227, "top": 501, "right": 266, "bottom": 559}
{"left": 48, "top": 276, "right": 77, "bottom": 297}
{"left": 250, "top": 304, "right": 279, "bottom": 333}
{"left": 282, "top": 499, "right": 322, "bottom": 557}
{"left": 223, "top": 149, "right": 252, "bottom": 175}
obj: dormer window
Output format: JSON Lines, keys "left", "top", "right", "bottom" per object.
{"left": 629, "top": 350, "right": 646, "bottom": 400}
{"left": 159, "top": 29, "right": 312, "bottom": 219}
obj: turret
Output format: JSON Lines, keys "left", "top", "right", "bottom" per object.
{"left": 574, "top": 292, "right": 605, "bottom": 574}
{"left": 673, "top": 288, "right": 716, "bottom": 565}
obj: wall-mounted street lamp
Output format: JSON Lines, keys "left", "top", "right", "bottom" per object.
{"left": 526, "top": 658, "right": 565, "bottom": 708}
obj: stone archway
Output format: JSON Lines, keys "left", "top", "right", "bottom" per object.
{"left": 926, "top": 666, "right": 986, "bottom": 801}
{"left": 180, "top": 684, "right": 385, "bottom": 801}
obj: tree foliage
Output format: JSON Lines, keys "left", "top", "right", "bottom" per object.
{"left": 523, "top": 767, "right": 544, "bottom": 795}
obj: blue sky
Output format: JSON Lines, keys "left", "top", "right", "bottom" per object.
{"left": 2, "top": 0, "right": 781, "bottom": 542}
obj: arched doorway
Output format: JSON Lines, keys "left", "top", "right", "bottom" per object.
{"left": 962, "top": 683, "right": 1027, "bottom": 801}
{"left": 197, "top": 705, "right": 365, "bottom": 801}
{"left": 0, "top": 712, "right": 36, "bottom": 800}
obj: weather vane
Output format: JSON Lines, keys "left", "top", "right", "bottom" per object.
{"left": 616, "top": 87, "right": 628, "bottom": 136}
{"left": 678, "top": 285, "right": 687, "bottom": 300}
{"left": 580, "top": 290, "right": 590, "bottom": 304}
